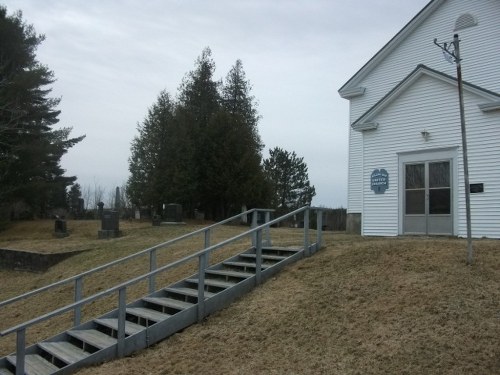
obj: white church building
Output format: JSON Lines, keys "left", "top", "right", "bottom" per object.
{"left": 338, "top": 0, "right": 500, "bottom": 237}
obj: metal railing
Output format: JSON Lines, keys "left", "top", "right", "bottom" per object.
{"left": 1, "top": 206, "right": 324, "bottom": 375}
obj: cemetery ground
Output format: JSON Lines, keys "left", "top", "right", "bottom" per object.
{"left": 0, "top": 220, "right": 499, "bottom": 374}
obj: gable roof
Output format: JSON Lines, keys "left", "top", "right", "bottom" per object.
{"left": 338, "top": 0, "right": 443, "bottom": 97}
{"left": 351, "top": 64, "right": 500, "bottom": 131}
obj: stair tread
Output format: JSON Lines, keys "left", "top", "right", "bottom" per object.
{"left": 143, "top": 297, "right": 194, "bottom": 310}
{"left": 186, "top": 278, "right": 236, "bottom": 289}
{"left": 94, "top": 318, "right": 145, "bottom": 336}
{"left": 7, "top": 354, "right": 59, "bottom": 375}
{"left": 264, "top": 246, "right": 301, "bottom": 253}
{"left": 127, "top": 307, "right": 171, "bottom": 322}
{"left": 38, "top": 341, "right": 89, "bottom": 364}
{"left": 223, "top": 261, "right": 269, "bottom": 269}
{"left": 0, "top": 368, "right": 14, "bottom": 375}
{"left": 67, "top": 329, "right": 117, "bottom": 349}
{"left": 206, "top": 269, "right": 254, "bottom": 278}
{"left": 165, "top": 287, "right": 216, "bottom": 299}
{"left": 240, "top": 253, "right": 287, "bottom": 261}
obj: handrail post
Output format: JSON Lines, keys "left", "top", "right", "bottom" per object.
{"left": 15, "top": 328, "right": 25, "bottom": 375}
{"left": 149, "top": 249, "right": 157, "bottom": 294}
{"left": 117, "top": 287, "right": 126, "bottom": 358}
{"left": 251, "top": 210, "right": 258, "bottom": 247}
{"left": 255, "top": 229, "right": 262, "bottom": 285}
{"left": 264, "top": 211, "right": 271, "bottom": 247}
{"left": 204, "top": 228, "right": 211, "bottom": 266}
{"left": 74, "top": 276, "right": 83, "bottom": 326}
{"left": 197, "top": 252, "right": 208, "bottom": 322}
{"left": 316, "top": 208, "right": 323, "bottom": 252}
{"left": 304, "top": 208, "right": 310, "bottom": 257}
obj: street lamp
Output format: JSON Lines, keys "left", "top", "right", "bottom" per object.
{"left": 433, "top": 34, "right": 473, "bottom": 265}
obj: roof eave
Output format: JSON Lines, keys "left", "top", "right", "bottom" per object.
{"left": 338, "top": 0, "right": 443, "bottom": 96}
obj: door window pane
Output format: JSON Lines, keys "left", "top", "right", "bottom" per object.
{"left": 406, "top": 190, "right": 425, "bottom": 214}
{"left": 429, "top": 188, "right": 451, "bottom": 214}
{"left": 429, "top": 162, "right": 450, "bottom": 188}
{"left": 405, "top": 164, "right": 425, "bottom": 189}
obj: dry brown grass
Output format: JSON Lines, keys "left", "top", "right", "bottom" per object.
{"left": 1, "top": 222, "right": 499, "bottom": 374}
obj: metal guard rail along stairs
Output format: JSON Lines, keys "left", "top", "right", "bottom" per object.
{"left": 0, "top": 206, "right": 325, "bottom": 375}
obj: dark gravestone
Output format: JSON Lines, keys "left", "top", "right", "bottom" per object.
{"left": 54, "top": 219, "right": 69, "bottom": 238}
{"left": 98, "top": 210, "right": 122, "bottom": 239}
{"left": 152, "top": 215, "right": 161, "bottom": 226}
{"left": 97, "top": 202, "right": 104, "bottom": 219}
{"left": 165, "top": 204, "right": 183, "bottom": 222}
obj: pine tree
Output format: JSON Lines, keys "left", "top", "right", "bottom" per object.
{"left": 263, "top": 147, "right": 316, "bottom": 214}
{"left": 127, "top": 90, "right": 176, "bottom": 213}
{"left": 0, "top": 7, "right": 85, "bottom": 218}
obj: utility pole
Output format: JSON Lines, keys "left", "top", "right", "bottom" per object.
{"left": 434, "top": 34, "right": 473, "bottom": 265}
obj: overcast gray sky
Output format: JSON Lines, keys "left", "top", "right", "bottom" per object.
{"left": 3, "top": 0, "right": 430, "bottom": 208}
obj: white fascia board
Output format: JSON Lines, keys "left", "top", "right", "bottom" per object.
{"left": 352, "top": 122, "right": 379, "bottom": 132}
{"left": 339, "top": 87, "right": 366, "bottom": 99}
{"left": 478, "top": 101, "right": 500, "bottom": 112}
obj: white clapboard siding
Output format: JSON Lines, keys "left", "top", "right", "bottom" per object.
{"left": 359, "top": 73, "right": 500, "bottom": 237}
{"left": 347, "top": 128, "right": 363, "bottom": 213}
{"left": 344, "top": 0, "right": 500, "bottom": 235}
{"left": 347, "top": 0, "right": 500, "bottom": 122}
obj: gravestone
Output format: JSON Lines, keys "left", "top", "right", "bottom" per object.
{"left": 53, "top": 218, "right": 69, "bottom": 238}
{"left": 115, "top": 187, "right": 120, "bottom": 211}
{"left": 98, "top": 210, "right": 122, "bottom": 239}
{"left": 164, "top": 204, "right": 184, "bottom": 224}
{"left": 97, "top": 202, "right": 104, "bottom": 219}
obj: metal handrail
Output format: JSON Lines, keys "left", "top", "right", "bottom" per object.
{"left": 1, "top": 206, "right": 316, "bottom": 337}
{"left": 0, "top": 208, "right": 269, "bottom": 309}
{"left": 1, "top": 206, "right": 324, "bottom": 375}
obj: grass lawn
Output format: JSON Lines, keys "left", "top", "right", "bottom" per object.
{"left": 0, "top": 220, "right": 499, "bottom": 374}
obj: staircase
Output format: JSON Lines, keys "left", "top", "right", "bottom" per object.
{"left": 0, "top": 207, "right": 324, "bottom": 375}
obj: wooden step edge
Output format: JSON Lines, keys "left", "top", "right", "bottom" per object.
{"left": 67, "top": 329, "right": 117, "bottom": 350}
{"left": 223, "top": 261, "right": 270, "bottom": 269}
{"left": 94, "top": 318, "right": 145, "bottom": 336}
{"left": 7, "top": 354, "right": 59, "bottom": 375}
{"left": 143, "top": 297, "right": 194, "bottom": 310}
{"left": 240, "top": 254, "right": 287, "bottom": 261}
{"left": 0, "top": 367, "right": 14, "bottom": 375}
{"left": 185, "top": 278, "right": 236, "bottom": 289}
{"left": 127, "top": 307, "right": 171, "bottom": 322}
{"left": 164, "top": 287, "right": 215, "bottom": 299}
{"left": 38, "top": 341, "right": 89, "bottom": 364}
{"left": 205, "top": 269, "right": 254, "bottom": 279}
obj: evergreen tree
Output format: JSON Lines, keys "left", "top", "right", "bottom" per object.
{"left": 176, "top": 47, "right": 222, "bottom": 216}
{"left": 0, "top": 7, "right": 85, "bottom": 218}
{"left": 263, "top": 147, "right": 316, "bottom": 214}
{"left": 127, "top": 90, "right": 176, "bottom": 213}
{"left": 68, "top": 183, "right": 82, "bottom": 217}
{"left": 127, "top": 48, "right": 272, "bottom": 220}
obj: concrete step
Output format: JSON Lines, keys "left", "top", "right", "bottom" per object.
{"left": 94, "top": 318, "right": 145, "bottom": 336}
{"left": 38, "top": 341, "right": 89, "bottom": 365}
{"left": 7, "top": 354, "right": 59, "bottom": 375}
{"left": 67, "top": 329, "right": 117, "bottom": 350}
{"left": 0, "top": 367, "right": 14, "bottom": 375}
